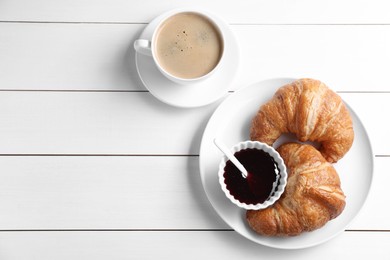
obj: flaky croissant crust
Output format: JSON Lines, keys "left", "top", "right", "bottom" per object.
{"left": 250, "top": 78, "right": 354, "bottom": 163}
{"left": 246, "top": 143, "right": 346, "bottom": 236}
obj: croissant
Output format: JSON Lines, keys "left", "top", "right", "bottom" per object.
{"left": 250, "top": 78, "right": 354, "bottom": 163}
{"left": 246, "top": 143, "right": 346, "bottom": 236}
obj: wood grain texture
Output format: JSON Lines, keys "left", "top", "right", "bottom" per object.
{"left": 1, "top": 0, "right": 390, "bottom": 256}
{"left": 1, "top": 0, "right": 390, "bottom": 24}
{"left": 0, "top": 91, "right": 219, "bottom": 155}
{"left": 1, "top": 23, "right": 390, "bottom": 91}
{"left": 0, "top": 156, "right": 386, "bottom": 230}
{"left": 0, "top": 231, "right": 388, "bottom": 259}
{"left": 0, "top": 92, "right": 387, "bottom": 155}
{"left": 0, "top": 156, "right": 225, "bottom": 230}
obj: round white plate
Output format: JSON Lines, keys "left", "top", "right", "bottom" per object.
{"left": 135, "top": 8, "right": 240, "bottom": 108}
{"left": 199, "top": 78, "right": 374, "bottom": 249}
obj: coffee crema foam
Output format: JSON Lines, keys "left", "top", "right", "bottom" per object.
{"left": 155, "top": 12, "right": 223, "bottom": 79}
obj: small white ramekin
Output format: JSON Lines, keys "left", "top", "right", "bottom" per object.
{"left": 217, "top": 140, "right": 288, "bottom": 210}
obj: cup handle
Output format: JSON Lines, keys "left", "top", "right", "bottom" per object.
{"left": 134, "top": 39, "right": 152, "bottom": 56}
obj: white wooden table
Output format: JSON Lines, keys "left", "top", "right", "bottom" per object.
{"left": 1, "top": 0, "right": 390, "bottom": 258}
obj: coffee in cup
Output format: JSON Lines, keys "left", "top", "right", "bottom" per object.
{"left": 134, "top": 10, "right": 224, "bottom": 85}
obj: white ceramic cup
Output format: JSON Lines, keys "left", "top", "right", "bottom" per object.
{"left": 134, "top": 9, "right": 225, "bottom": 85}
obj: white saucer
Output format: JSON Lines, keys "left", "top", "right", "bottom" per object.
{"left": 135, "top": 8, "right": 240, "bottom": 108}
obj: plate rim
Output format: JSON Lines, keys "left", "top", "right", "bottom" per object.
{"left": 199, "top": 77, "right": 375, "bottom": 249}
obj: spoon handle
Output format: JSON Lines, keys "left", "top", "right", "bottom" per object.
{"left": 213, "top": 138, "right": 248, "bottom": 178}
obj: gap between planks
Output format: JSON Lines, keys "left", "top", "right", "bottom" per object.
{"left": 0, "top": 229, "right": 387, "bottom": 232}
{"left": 0, "top": 154, "right": 387, "bottom": 157}
{"left": 0, "top": 229, "right": 233, "bottom": 232}
{"left": 0, "top": 90, "right": 389, "bottom": 94}
{"left": 2, "top": 21, "right": 390, "bottom": 26}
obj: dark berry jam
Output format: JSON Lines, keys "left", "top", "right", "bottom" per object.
{"left": 223, "top": 148, "right": 280, "bottom": 205}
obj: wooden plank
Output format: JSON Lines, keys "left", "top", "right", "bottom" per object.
{"left": 0, "top": 23, "right": 146, "bottom": 91}
{"left": 238, "top": 26, "right": 390, "bottom": 92}
{"left": 1, "top": 0, "right": 390, "bottom": 24}
{"left": 339, "top": 93, "right": 389, "bottom": 156}
{"left": 0, "top": 91, "right": 219, "bottom": 155}
{"left": 0, "top": 156, "right": 226, "bottom": 229}
{"left": 0, "top": 92, "right": 388, "bottom": 155}
{"left": 0, "top": 231, "right": 388, "bottom": 259}
{"left": 1, "top": 23, "right": 390, "bottom": 91}
{"left": 0, "top": 156, "right": 386, "bottom": 230}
